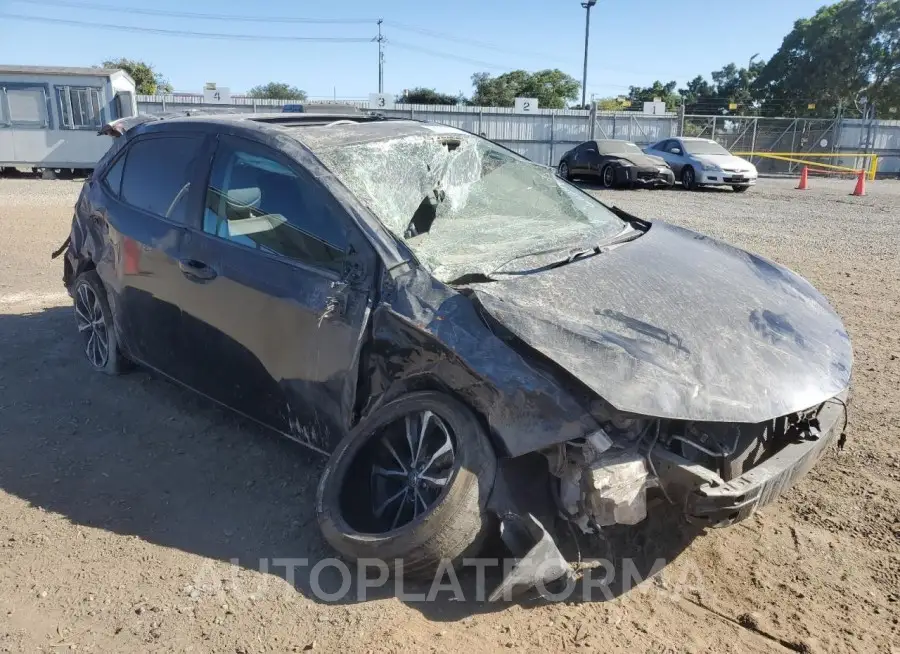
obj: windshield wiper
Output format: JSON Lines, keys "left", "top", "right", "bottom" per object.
{"left": 447, "top": 227, "right": 647, "bottom": 286}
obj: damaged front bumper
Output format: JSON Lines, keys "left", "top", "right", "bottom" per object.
{"left": 624, "top": 165, "right": 675, "bottom": 188}
{"left": 486, "top": 395, "right": 846, "bottom": 599}
{"left": 657, "top": 397, "right": 846, "bottom": 527}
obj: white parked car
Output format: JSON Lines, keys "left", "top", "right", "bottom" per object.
{"left": 645, "top": 137, "right": 758, "bottom": 192}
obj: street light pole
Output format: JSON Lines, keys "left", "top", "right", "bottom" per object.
{"left": 581, "top": 0, "right": 597, "bottom": 109}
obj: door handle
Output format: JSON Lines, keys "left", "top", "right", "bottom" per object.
{"left": 178, "top": 258, "right": 217, "bottom": 282}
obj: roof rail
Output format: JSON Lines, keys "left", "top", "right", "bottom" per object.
{"left": 248, "top": 112, "right": 389, "bottom": 125}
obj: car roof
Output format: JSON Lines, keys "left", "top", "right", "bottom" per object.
{"left": 134, "top": 112, "right": 471, "bottom": 149}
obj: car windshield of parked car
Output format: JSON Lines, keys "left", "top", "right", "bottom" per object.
{"left": 597, "top": 141, "right": 643, "bottom": 155}
{"left": 683, "top": 140, "right": 731, "bottom": 156}
{"left": 312, "top": 131, "right": 626, "bottom": 282}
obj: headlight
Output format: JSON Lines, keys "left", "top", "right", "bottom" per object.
{"left": 701, "top": 162, "right": 721, "bottom": 171}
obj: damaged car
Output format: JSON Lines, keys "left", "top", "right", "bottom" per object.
{"left": 558, "top": 139, "right": 675, "bottom": 189}
{"left": 57, "top": 112, "right": 852, "bottom": 600}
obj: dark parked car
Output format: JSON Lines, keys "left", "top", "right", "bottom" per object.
{"left": 58, "top": 114, "right": 851, "bottom": 599}
{"left": 558, "top": 139, "right": 675, "bottom": 188}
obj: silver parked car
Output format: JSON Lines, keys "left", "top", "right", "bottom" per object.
{"left": 645, "top": 137, "right": 758, "bottom": 192}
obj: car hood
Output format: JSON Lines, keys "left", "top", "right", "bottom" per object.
{"left": 472, "top": 221, "right": 852, "bottom": 423}
{"left": 693, "top": 154, "right": 755, "bottom": 171}
{"left": 616, "top": 153, "right": 667, "bottom": 168}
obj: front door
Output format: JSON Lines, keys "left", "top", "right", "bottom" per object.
{"left": 175, "top": 134, "right": 375, "bottom": 453}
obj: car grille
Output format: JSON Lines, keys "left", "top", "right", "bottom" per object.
{"left": 636, "top": 171, "right": 658, "bottom": 180}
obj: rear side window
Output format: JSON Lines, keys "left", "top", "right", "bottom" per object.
{"left": 120, "top": 136, "right": 203, "bottom": 223}
{"left": 102, "top": 155, "right": 125, "bottom": 197}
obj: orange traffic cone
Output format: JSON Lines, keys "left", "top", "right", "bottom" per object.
{"left": 796, "top": 166, "right": 809, "bottom": 190}
{"left": 851, "top": 170, "right": 866, "bottom": 196}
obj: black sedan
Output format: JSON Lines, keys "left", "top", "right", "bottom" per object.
{"left": 558, "top": 139, "right": 675, "bottom": 188}
{"left": 58, "top": 114, "right": 851, "bottom": 600}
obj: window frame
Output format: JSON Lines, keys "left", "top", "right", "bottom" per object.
{"left": 0, "top": 83, "right": 53, "bottom": 129}
{"left": 56, "top": 86, "right": 104, "bottom": 131}
{"left": 101, "top": 149, "right": 127, "bottom": 198}
{"left": 115, "top": 132, "right": 210, "bottom": 226}
{"left": 196, "top": 133, "right": 360, "bottom": 278}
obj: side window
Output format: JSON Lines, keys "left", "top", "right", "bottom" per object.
{"left": 654, "top": 140, "right": 670, "bottom": 152}
{"left": 6, "top": 87, "right": 48, "bottom": 127}
{"left": 202, "top": 140, "right": 349, "bottom": 273}
{"left": 57, "top": 87, "right": 103, "bottom": 130}
{"left": 120, "top": 136, "right": 203, "bottom": 222}
{"left": 103, "top": 155, "right": 125, "bottom": 197}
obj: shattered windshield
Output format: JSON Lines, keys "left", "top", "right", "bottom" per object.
{"left": 311, "top": 129, "right": 625, "bottom": 282}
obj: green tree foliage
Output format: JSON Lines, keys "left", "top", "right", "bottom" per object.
{"left": 400, "top": 87, "right": 461, "bottom": 105}
{"left": 753, "top": 0, "right": 899, "bottom": 116}
{"left": 246, "top": 82, "right": 307, "bottom": 101}
{"left": 626, "top": 80, "right": 680, "bottom": 111}
{"left": 101, "top": 58, "right": 172, "bottom": 95}
{"left": 470, "top": 69, "right": 580, "bottom": 109}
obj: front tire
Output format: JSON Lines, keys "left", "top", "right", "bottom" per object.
{"left": 600, "top": 164, "right": 617, "bottom": 189}
{"left": 558, "top": 161, "right": 572, "bottom": 180}
{"left": 317, "top": 392, "right": 497, "bottom": 579}
{"left": 72, "top": 271, "right": 128, "bottom": 375}
{"left": 681, "top": 166, "right": 698, "bottom": 190}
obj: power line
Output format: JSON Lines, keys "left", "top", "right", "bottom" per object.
{"left": 0, "top": 13, "right": 374, "bottom": 41}
{"left": 389, "top": 41, "right": 516, "bottom": 71}
{"left": 9, "top": 0, "right": 377, "bottom": 23}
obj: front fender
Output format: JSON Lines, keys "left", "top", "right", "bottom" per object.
{"left": 356, "top": 267, "right": 600, "bottom": 457}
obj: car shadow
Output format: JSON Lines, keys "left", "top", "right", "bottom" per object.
{"left": 0, "top": 306, "right": 703, "bottom": 620}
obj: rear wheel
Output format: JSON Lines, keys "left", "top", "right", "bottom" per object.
{"left": 317, "top": 392, "right": 496, "bottom": 578}
{"left": 558, "top": 161, "right": 572, "bottom": 180}
{"left": 681, "top": 166, "right": 698, "bottom": 190}
{"left": 72, "top": 271, "right": 129, "bottom": 375}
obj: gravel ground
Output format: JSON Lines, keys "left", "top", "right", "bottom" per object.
{"left": 0, "top": 176, "right": 898, "bottom": 653}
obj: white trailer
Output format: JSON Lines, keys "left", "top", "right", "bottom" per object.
{"left": 0, "top": 65, "right": 137, "bottom": 173}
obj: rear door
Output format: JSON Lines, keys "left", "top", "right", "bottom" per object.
{"left": 89, "top": 131, "right": 209, "bottom": 375}
{"left": 175, "top": 133, "right": 376, "bottom": 452}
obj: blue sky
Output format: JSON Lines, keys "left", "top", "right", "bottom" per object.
{"left": 0, "top": 0, "right": 828, "bottom": 100}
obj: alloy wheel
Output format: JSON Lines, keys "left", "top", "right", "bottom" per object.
{"left": 369, "top": 410, "right": 456, "bottom": 531}
{"left": 74, "top": 283, "right": 109, "bottom": 369}
{"left": 603, "top": 166, "right": 615, "bottom": 188}
{"left": 559, "top": 162, "right": 569, "bottom": 179}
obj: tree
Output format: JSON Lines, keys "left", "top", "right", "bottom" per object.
{"left": 470, "top": 69, "right": 580, "bottom": 109}
{"left": 101, "top": 58, "right": 172, "bottom": 95}
{"left": 246, "top": 82, "right": 307, "bottom": 101}
{"left": 753, "top": 0, "right": 899, "bottom": 116}
{"left": 626, "top": 80, "right": 680, "bottom": 112}
{"left": 399, "top": 87, "right": 461, "bottom": 105}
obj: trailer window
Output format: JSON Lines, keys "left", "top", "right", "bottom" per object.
{"left": 57, "top": 87, "right": 103, "bottom": 130}
{"left": 3, "top": 88, "right": 48, "bottom": 127}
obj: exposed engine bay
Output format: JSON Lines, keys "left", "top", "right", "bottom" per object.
{"left": 542, "top": 400, "right": 846, "bottom": 532}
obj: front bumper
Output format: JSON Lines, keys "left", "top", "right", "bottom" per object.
{"left": 653, "top": 395, "right": 846, "bottom": 527}
{"left": 624, "top": 165, "right": 675, "bottom": 187}
{"left": 699, "top": 170, "right": 758, "bottom": 186}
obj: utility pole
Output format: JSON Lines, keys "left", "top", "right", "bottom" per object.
{"left": 375, "top": 19, "right": 385, "bottom": 93}
{"left": 581, "top": 1, "right": 597, "bottom": 109}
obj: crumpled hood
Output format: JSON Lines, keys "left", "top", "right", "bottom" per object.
{"left": 694, "top": 154, "right": 756, "bottom": 172}
{"left": 473, "top": 222, "right": 852, "bottom": 423}
{"left": 617, "top": 153, "right": 667, "bottom": 168}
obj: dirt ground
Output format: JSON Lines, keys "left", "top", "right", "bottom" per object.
{"left": 0, "top": 176, "right": 897, "bottom": 654}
